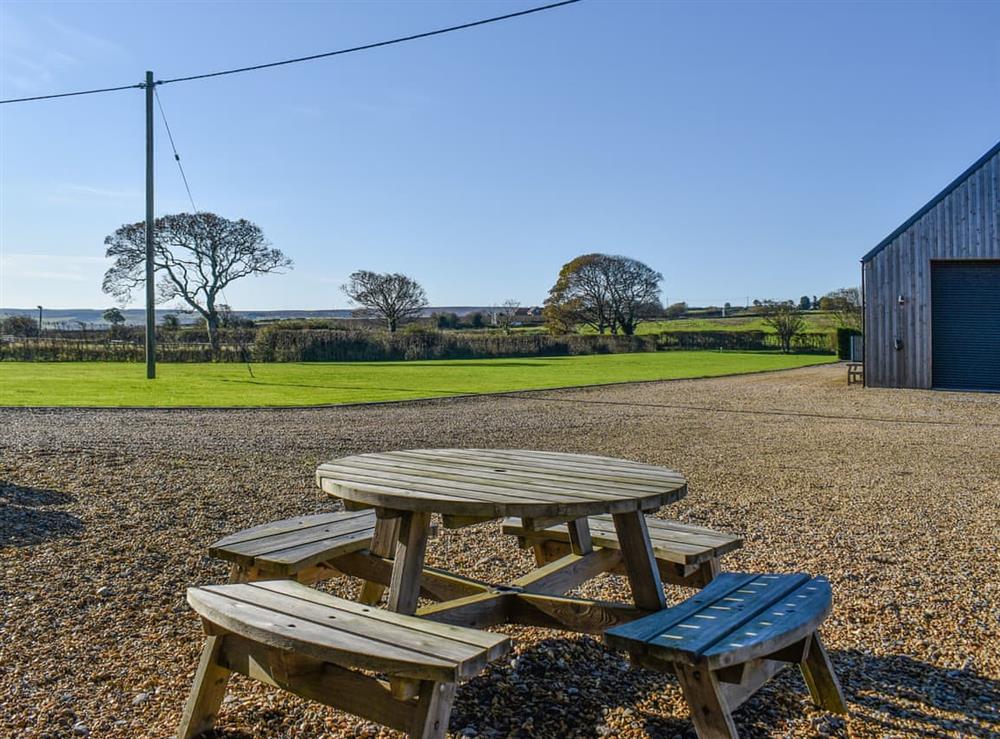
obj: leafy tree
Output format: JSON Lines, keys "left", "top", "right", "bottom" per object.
{"left": 342, "top": 271, "right": 428, "bottom": 332}
{"left": 103, "top": 307, "right": 127, "bottom": 338}
{"left": 1, "top": 315, "right": 39, "bottom": 337}
{"left": 799, "top": 295, "right": 812, "bottom": 311}
{"left": 217, "top": 304, "right": 255, "bottom": 329}
{"left": 161, "top": 313, "right": 181, "bottom": 329}
{"left": 761, "top": 300, "right": 806, "bottom": 352}
{"left": 665, "top": 302, "right": 688, "bottom": 319}
{"left": 103, "top": 307, "right": 126, "bottom": 325}
{"left": 434, "top": 312, "right": 460, "bottom": 330}
{"left": 467, "top": 312, "right": 486, "bottom": 329}
{"left": 102, "top": 212, "right": 291, "bottom": 357}
{"left": 819, "top": 287, "right": 862, "bottom": 331}
{"left": 544, "top": 253, "right": 662, "bottom": 335}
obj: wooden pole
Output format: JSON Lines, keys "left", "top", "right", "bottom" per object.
{"left": 144, "top": 70, "right": 156, "bottom": 379}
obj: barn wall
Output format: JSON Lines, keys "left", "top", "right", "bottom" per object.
{"left": 863, "top": 147, "right": 1000, "bottom": 388}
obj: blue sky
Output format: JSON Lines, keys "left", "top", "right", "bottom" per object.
{"left": 1, "top": 1, "right": 998, "bottom": 310}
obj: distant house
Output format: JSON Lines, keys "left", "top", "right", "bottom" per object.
{"left": 861, "top": 140, "right": 1000, "bottom": 390}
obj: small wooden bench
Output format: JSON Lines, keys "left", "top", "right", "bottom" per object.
{"left": 177, "top": 579, "right": 510, "bottom": 739}
{"left": 208, "top": 509, "right": 376, "bottom": 582}
{"left": 604, "top": 572, "right": 846, "bottom": 738}
{"left": 847, "top": 362, "right": 864, "bottom": 385}
{"left": 503, "top": 514, "right": 743, "bottom": 588}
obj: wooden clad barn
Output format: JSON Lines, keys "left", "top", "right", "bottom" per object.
{"left": 862, "top": 140, "right": 1000, "bottom": 390}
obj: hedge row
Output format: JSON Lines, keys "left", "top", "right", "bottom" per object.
{"left": 0, "top": 339, "right": 247, "bottom": 362}
{"left": 655, "top": 330, "right": 834, "bottom": 353}
{"left": 253, "top": 328, "right": 657, "bottom": 362}
{"left": 1, "top": 329, "right": 836, "bottom": 362}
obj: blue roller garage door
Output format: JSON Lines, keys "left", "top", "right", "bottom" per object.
{"left": 931, "top": 261, "right": 1000, "bottom": 391}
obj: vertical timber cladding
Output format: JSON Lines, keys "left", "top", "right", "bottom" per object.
{"left": 931, "top": 262, "right": 1000, "bottom": 391}
{"left": 862, "top": 141, "right": 1000, "bottom": 389}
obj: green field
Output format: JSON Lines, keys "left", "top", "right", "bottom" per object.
{"left": 513, "top": 311, "right": 839, "bottom": 336}
{"left": 0, "top": 352, "right": 834, "bottom": 407}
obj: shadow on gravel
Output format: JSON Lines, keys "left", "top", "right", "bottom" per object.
{"left": 449, "top": 641, "right": 1000, "bottom": 738}
{"left": 0, "top": 481, "right": 82, "bottom": 547}
{"left": 835, "top": 649, "right": 1000, "bottom": 736}
{"left": 449, "top": 636, "right": 689, "bottom": 738}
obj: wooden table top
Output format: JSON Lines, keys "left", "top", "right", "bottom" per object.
{"left": 316, "top": 449, "right": 687, "bottom": 519}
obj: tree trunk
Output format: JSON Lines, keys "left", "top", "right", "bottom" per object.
{"left": 206, "top": 315, "right": 221, "bottom": 360}
{"left": 387, "top": 316, "right": 397, "bottom": 332}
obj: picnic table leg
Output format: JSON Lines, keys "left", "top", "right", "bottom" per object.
{"left": 674, "top": 661, "right": 739, "bottom": 739}
{"left": 176, "top": 564, "right": 246, "bottom": 738}
{"left": 387, "top": 510, "right": 432, "bottom": 615}
{"left": 611, "top": 510, "right": 666, "bottom": 611}
{"left": 566, "top": 517, "right": 594, "bottom": 555}
{"left": 800, "top": 633, "right": 847, "bottom": 714}
{"left": 358, "top": 515, "right": 401, "bottom": 605}
{"left": 410, "top": 680, "right": 457, "bottom": 738}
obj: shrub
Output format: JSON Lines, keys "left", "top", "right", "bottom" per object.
{"left": 253, "top": 329, "right": 657, "bottom": 362}
{"left": 836, "top": 327, "right": 862, "bottom": 360}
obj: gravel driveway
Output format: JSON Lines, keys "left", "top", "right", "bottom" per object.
{"left": 2, "top": 364, "right": 998, "bottom": 738}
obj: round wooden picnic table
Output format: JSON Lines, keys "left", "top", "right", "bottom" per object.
{"left": 316, "top": 449, "right": 688, "bottom": 627}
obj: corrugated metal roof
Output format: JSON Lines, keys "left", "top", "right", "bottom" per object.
{"left": 861, "top": 139, "right": 1000, "bottom": 264}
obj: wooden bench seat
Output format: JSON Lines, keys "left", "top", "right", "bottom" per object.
{"left": 208, "top": 509, "right": 376, "bottom": 581}
{"left": 177, "top": 580, "right": 510, "bottom": 739}
{"left": 503, "top": 514, "right": 743, "bottom": 588}
{"left": 604, "top": 572, "right": 846, "bottom": 738}
{"left": 847, "top": 362, "right": 864, "bottom": 385}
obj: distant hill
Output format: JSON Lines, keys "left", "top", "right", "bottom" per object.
{"left": 0, "top": 306, "right": 498, "bottom": 328}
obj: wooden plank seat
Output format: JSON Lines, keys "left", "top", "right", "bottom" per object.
{"left": 208, "top": 509, "right": 376, "bottom": 582}
{"left": 503, "top": 513, "right": 743, "bottom": 588}
{"left": 177, "top": 579, "right": 510, "bottom": 739}
{"left": 847, "top": 362, "right": 864, "bottom": 385}
{"left": 604, "top": 572, "right": 846, "bottom": 738}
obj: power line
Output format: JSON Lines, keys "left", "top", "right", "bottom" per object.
{"left": 157, "top": 0, "right": 580, "bottom": 86}
{"left": 151, "top": 91, "right": 255, "bottom": 376}
{"left": 153, "top": 88, "right": 198, "bottom": 213}
{"left": 0, "top": 1, "right": 582, "bottom": 105}
{"left": 0, "top": 82, "right": 143, "bottom": 105}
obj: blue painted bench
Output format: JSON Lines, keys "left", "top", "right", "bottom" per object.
{"left": 604, "top": 572, "right": 846, "bottom": 738}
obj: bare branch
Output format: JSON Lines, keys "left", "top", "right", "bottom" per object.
{"left": 102, "top": 212, "right": 292, "bottom": 356}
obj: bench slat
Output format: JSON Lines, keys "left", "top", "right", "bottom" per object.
{"left": 605, "top": 573, "right": 831, "bottom": 669}
{"left": 189, "top": 582, "right": 509, "bottom": 682}
{"left": 253, "top": 579, "right": 508, "bottom": 656}
{"left": 215, "top": 518, "right": 375, "bottom": 563}
{"left": 703, "top": 577, "right": 832, "bottom": 667}
{"left": 503, "top": 514, "right": 742, "bottom": 565}
{"left": 211, "top": 510, "right": 374, "bottom": 549}
{"left": 209, "top": 511, "right": 377, "bottom": 575}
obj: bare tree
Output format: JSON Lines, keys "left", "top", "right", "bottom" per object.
{"left": 544, "top": 254, "right": 662, "bottom": 335}
{"left": 342, "top": 271, "right": 428, "bottom": 332}
{"left": 604, "top": 256, "right": 663, "bottom": 335}
{"left": 102, "top": 212, "right": 291, "bottom": 357}
{"left": 495, "top": 299, "right": 521, "bottom": 334}
{"left": 761, "top": 300, "right": 806, "bottom": 353}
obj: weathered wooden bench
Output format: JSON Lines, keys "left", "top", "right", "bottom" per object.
{"left": 847, "top": 362, "right": 864, "bottom": 385}
{"left": 208, "top": 509, "right": 376, "bottom": 582}
{"left": 177, "top": 579, "right": 510, "bottom": 739}
{"left": 604, "top": 572, "right": 846, "bottom": 738}
{"left": 503, "top": 514, "right": 743, "bottom": 588}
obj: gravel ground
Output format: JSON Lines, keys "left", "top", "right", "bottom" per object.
{"left": 1, "top": 364, "right": 998, "bottom": 739}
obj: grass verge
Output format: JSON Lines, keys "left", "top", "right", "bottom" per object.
{"left": 0, "top": 351, "right": 835, "bottom": 407}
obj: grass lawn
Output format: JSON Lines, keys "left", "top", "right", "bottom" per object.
{"left": 0, "top": 352, "right": 835, "bottom": 407}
